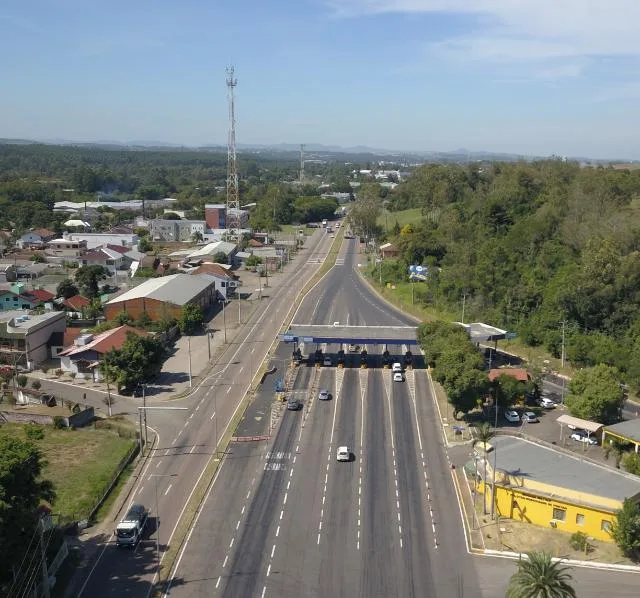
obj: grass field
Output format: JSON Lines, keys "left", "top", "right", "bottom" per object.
{"left": 0, "top": 423, "right": 135, "bottom": 520}
{"left": 378, "top": 207, "right": 423, "bottom": 229}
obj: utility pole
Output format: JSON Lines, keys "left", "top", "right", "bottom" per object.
{"left": 490, "top": 399, "right": 499, "bottom": 520}
{"left": 299, "top": 144, "right": 305, "bottom": 183}
{"left": 461, "top": 292, "right": 467, "bottom": 324}
{"left": 187, "top": 336, "right": 192, "bottom": 388}
{"left": 561, "top": 320, "right": 566, "bottom": 369}
{"left": 142, "top": 383, "right": 148, "bottom": 448}
{"left": 225, "top": 66, "right": 240, "bottom": 241}
{"left": 222, "top": 299, "right": 227, "bottom": 343}
{"left": 39, "top": 517, "right": 50, "bottom": 598}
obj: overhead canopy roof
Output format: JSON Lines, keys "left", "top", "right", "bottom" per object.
{"left": 456, "top": 322, "right": 512, "bottom": 343}
{"left": 281, "top": 325, "right": 419, "bottom": 346}
{"left": 556, "top": 414, "right": 603, "bottom": 434}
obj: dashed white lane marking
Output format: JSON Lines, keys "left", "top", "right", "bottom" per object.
{"left": 164, "top": 484, "right": 172, "bottom": 496}
{"left": 271, "top": 544, "right": 276, "bottom": 558}
{"left": 216, "top": 577, "right": 221, "bottom": 589}
{"left": 236, "top": 520, "right": 240, "bottom": 530}
{"left": 241, "top": 505, "right": 246, "bottom": 515}
{"left": 223, "top": 555, "right": 228, "bottom": 568}
{"left": 210, "top": 411, "right": 216, "bottom": 420}
{"left": 195, "top": 403, "right": 201, "bottom": 411}
{"left": 190, "top": 444, "right": 197, "bottom": 454}
{"left": 156, "top": 461, "right": 162, "bottom": 468}
{"left": 267, "top": 563, "right": 271, "bottom": 576}
{"left": 238, "top": 366, "right": 244, "bottom": 373}
{"left": 227, "top": 386, "right": 232, "bottom": 394}
{"left": 229, "top": 537, "right": 234, "bottom": 549}
{"left": 137, "top": 486, "right": 144, "bottom": 495}
{"left": 189, "top": 413, "right": 194, "bottom": 420}
{"left": 276, "top": 526, "right": 280, "bottom": 537}
{"left": 261, "top": 586, "right": 266, "bottom": 598}
{"left": 385, "top": 373, "right": 403, "bottom": 546}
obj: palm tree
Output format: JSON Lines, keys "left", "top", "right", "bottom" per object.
{"left": 473, "top": 422, "right": 494, "bottom": 515}
{"left": 506, "top": 552, "right": 577, "bottom": 598}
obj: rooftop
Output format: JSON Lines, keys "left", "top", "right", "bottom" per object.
{"left": 489, "top": 435, "right": 640, "bottom": 504}
{"left": 283, "top": 324, "right": 418, "bottom": 345}
{"left": 456, "top": 321, "right": 510, "bottom": 343}
{"left": 106, "top": 274, "right": 213, "bottom": 306}
{"left": 59, "top": 325, "right": 147, "bottom": 358}
{"left": 488, "top": 368, "right": 530, "bottom": 382}
{"left": 187, "top": 241, "right": 237, "bottom": 259}
{"left": 605, "top": 419, "right": 640, "bottom": 444}
{"left": 189, "top": 263, "right": 237, "bottom": 279}
{"left": 0, "top": 310, "right": 65, "bottom": 335}
{"left": 63, "top": 295, "right": 91, "bottom": 311}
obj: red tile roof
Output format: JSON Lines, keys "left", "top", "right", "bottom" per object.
{"left": 488, "top": 368, "right": 530, "bottom": 382}
{"left": 190, "top": 263, "right": 236, "bottom": 279}
{"left": 59, "top": 325, "right": 148, "bottom": 357}
{"left": 63, "top": 328, "right": 83, "bottom": 347}
{"left": 248, "top": 238, "right": 264, "bottom": 248}
{"left": 24, "top": 289, "right": 55, "bottom": 303}
{"left": 63, "top": 295, "right": 91, "bottom": 311}
{"left": 106, "top": 244, "right": 129, "bottom": 254}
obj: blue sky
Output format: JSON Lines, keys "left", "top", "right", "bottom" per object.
{"left": 2, "top": 0, "right": 640, "bottom": 159}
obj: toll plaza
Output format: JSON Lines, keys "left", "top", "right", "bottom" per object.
{"left": 280, "top": 325, "right": 420, "bottom": 369}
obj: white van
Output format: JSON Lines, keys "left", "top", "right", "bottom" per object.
{"left": 392, "top": 362, "right": 403, "bottom": 373}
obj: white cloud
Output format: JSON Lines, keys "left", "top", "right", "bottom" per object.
{"left": 326, "top": 1, "right": 640, "bottom": 68}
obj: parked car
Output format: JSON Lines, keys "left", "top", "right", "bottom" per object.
{"left": 348, "top": 344, "right": 360, "bottom": 352}
{"left": 571, "top": 431, "right": 598, "bottom": 445}
{"left": 537, "top": 397, "right": 556, "bottom": 409}
{"left": 521, "top": 412, "right": 539, "bottom": 423}
{"left": 504, "top": 410, "right": 520, "bottom": 423}
{"left": 318, "top": 389, "right": 330, "bottom": 401}
{"left": 393, "top": 372, "right": 404, "bottom": 382}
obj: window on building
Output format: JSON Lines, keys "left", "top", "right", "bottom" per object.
{"left": 552, "top": 507, "right": 566, "bottom": 522}
{"left": 601, "top": 520, "right": 612, "bottom": 532}
{"left": 576, "top": 513, "right": 585, "bottom": 526}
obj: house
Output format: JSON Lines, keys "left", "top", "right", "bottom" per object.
{"left": 67, "top": 232, "right": 139, "bottom": 250}
{"left": 16, "top": 228, "right": 56, "bottom": 249}
{"left": 81, "top": 246, "right": 124, "bottom": 275}
{"left": 0, "top": 283, "right": 52, "bottom": 312}
{"left": 188, "top": 262, "right": 240, "bottom": 299}
{"left": 45, "top": 239, "right": 88, "bottom": 261}
{"left": 24, "top": 289, "right": 55, "bottom": 304}
{"left": 0, "top": 264, "right": 17, "bottom": 284}
{"left": 603, "top": 420, "right": 640, "bottom": 454}
{"left": 64, "top": 219, "right": 91, "bottom": 229}
{"left": 204, "top": 204, "right": 249, "bottom": 229}
{"left": 62, "top": 295, "right": 91, "bottom": 315}
{"left": 0, "top": 310, "right": 66, "bottom": 369}
{"left": 471, "top": 435, "right": 640, "bottom": 543}
{"left": 49, "top": 327, "right": 83, "bottom": 359}
{"left": 104, "top": 273, "right": 216, "bottom": 322}
{"left": 186, "top": 241, "right": 238, "bottom": 263}
{"left": 249, "top": 247, "right": 281, "bottom": 271}
{"left": 58, "top": 325, "right": 148, "bottom": 381}
{"left": 487, "top": 368, "right": 531, "bottom": 383}
{"left": 379, "top": 242, "right": 399, "bottom": 259}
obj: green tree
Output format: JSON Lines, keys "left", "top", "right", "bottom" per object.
{"left": 491, "top": 373, "right": 533, "bottom": 409}
{"left": 191, "top": 230, "right": 204, "bottom": 243}
{"left": 622, "top": 452, "right": 640, "bottom": 476}
{"left": 0, "top": 436, "right": 55, "bottom": 594}
{"left": 101, "top": 333, "right": 167, "bottom": 391}
{"left": 138, "top": 236, "right": 152, "bottom": 253}
{"left": 245, "top": 254, "right": 263, "bottom": 268}
{"left": 213, "top": 251, "right": 227, "bottom": 264}
{"left": 75, "top": 265, "right": 110, "bottom": 299}
{"left": 178, "top": 304, "right": 204, "bottom": 335}
{"left": 56, "top": 278, "right": 79, "bottom": 299}
{"left": 564, "top": 364, "right": 624, "bottom": 424}
{"left": 506, "top": 552, "right": 577, "bottom": 598}
{"left": 610, "top": 498, "right": 640, "bottom": 559}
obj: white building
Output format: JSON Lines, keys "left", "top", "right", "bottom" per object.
{"left": 67, "top": 232, "right": 139, "bottom": 250}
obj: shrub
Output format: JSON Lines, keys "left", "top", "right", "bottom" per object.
{"left": 52, "top": 416, "right": 66, "bottom": 429}
{"left": 16, "top": 374, "right": 28, "bottom": 388}
{"left": 570, "top": 531, "right": 593, "bottom": 553}
{"left": 55, "top": 369, "right": 63, "bottom": 377}
{"left": 24, "top": 425, "right": 45, "bottom": 441}
{"left": 31, "top": 379, "right": 42, "bottom": 390}
{"left": 41, "top": 366, "right": 49, "bottom": 374}
{"left": 6, "top": 392, "right": 16, "bottom": 405}
{"left": 623, "top": 452, "right": 640, "bottom": 476}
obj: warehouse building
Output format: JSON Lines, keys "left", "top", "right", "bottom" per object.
{"left": 472, "top": 435, "right": 640, "bottom": 542}
{"left": 104, "top": 274, "right": 215, "bottom": 321}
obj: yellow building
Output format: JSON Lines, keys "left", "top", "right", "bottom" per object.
{"left": 473, "top": 436, "right": 640, "bottom": 542}
{"left": 603, "top": 420, "right": 640, "bottom": 453}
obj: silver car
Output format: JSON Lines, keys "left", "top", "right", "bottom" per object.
{"left": 318, "top": 389, "right": 331, "bottom": 401}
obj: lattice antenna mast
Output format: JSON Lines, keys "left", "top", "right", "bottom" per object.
{"left": 226, "top": 66, "right": 240, "bottom": 237}
{"left": 299, "top": 144, "right": 305, "bottom": 183}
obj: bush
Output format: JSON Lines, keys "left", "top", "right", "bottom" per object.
{"left": 41, "top": 366, "right": 49, "bottom": 374}
{"left": 623, "top": 452, "right": 640, "bottom": 476}
{"left": 24, "top": 425, "right": 45, "bottom": 441}
{"left": 570, "top": 531, "right": 593, "bottom": 553}
{"left": 31, "top": 379, "right": 41, "bottom": 390}
{"left": 55, "top": 369, "right": 63, "bottom": 377}
{"left": 6, "top": 392, "right": 15, "bottom": 405}
{"left": 16, "top": 374, "right": 28, "bottom": 388}
{"left": 52, "top": 416, "right": 66, "bottom": 429}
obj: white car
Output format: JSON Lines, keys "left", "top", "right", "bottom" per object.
{"left": 571, "top": 431, "right": 598, "bottom": 445}
{"left": 323, "top": 356, "right": 332, "bottom": 367}
{"left": 521, "top": 412, "right": 539, "bottom": 423}
{"left": 393, "top": 372, "right": 404, "bottom": 382}
{"left": 504, "top": 410, "right": 520, "bottom": 423}
{"left": 538, "top": 397, "right": 556, "bottom": 409}
{"left": 336, "top": 446, "right": 351, "bottom": 462}
{"left": 392, "top": 362, "right": 403, "bottom": 373}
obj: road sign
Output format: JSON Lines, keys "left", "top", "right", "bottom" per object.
{"left": 283, "top": 335, "right": 295, "bottom": 342}
{"left": 302, "top": 337, "right": 314, "bottom": 343}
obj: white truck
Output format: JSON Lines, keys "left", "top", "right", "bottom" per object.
{"left": 115, "top": 503, "right": 148, "bottom": 548}
{"left": 322, "top": 219, "right": 328, "bottom": 228}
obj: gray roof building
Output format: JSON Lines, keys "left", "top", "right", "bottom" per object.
{"left": 604, "top": 419, "right": 640, "bottom": 447}
{"left": 105, "top": 274, "right": 213, "bottom": 307}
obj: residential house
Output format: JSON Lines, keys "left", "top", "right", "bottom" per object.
{"left": 148, "top": 218, "right": 206, "bottom": 242}
{"left": 24, "top": 289, "right": 55, "bottom": 305}
{"left": 379, "top": 242, "right": 399, "bottom": 259}
{"left": 0, "top": 310, "right": 66, "bottom": 369}
{"left": 0, "top": 283, "right": 53, "bottom": 312}
{"left": 58, "top": 325, "right": 148, "bottom": 381}
{"left": 188, "top": 262, "right": 240, "bottom": 300}
{"left": 104, "top": 274, "right": 216, "bottom": 321}
{"left": 46, "top": 239, "right": 88, "bottom": 262}
{"left": 48, "top": 327, "right": 83, "bottom": 359}
{"left": 16, "top": 228, "right": 56, "bottom": 249}
{"left": 62, "top": 295, "right": 91, "bottom": 316}
{"left": 186, "top": 241, "right": 238, "bottom": 264}
{"left": 81, "top": 246, "right": 124, "bottom": 275}
{"left": 67, "top": 231, "right": 138, "bottom": 250}
{"left": 0, "top": 264, "right": 17, "bottom": 284}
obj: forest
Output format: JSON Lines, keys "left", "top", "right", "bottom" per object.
{"left": 364, "top": 161, "right": 640, "bottom": 391}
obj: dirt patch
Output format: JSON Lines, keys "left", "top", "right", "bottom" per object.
{"left": 431, "top": 377, "right": 473, "bottom": 444}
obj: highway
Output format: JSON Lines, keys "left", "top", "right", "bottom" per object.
{"left": 166, "top": 236, "right": 481, "bottom": 598}
{"left": 72, "top": 227, "right": 337, "bottom": 598}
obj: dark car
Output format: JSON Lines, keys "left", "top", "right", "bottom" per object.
{"left": 287, "top": 397, "right": 301, "bottom": 411}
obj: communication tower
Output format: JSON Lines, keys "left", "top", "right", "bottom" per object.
{"left": 226, "top": 66, "right": 240, "bottom": 237}
{"left": 299, "top": 144, "right": 305, "bottom": 183}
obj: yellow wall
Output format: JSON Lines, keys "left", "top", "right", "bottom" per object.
{"left": 477, "top": 480, "right": 617, "bottom": 542}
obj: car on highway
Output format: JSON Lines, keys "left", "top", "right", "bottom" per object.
{"left": 393, "top": 372, "right": 404, "bottom": 382}
{"left": 521, "top": 411, "right": 539, "bottom": 423}
{"left": 323, "top": 356, "right": 332, "bottom": 366}
{"left": 348, "top": 343, "right": 360, "bottom": 352}
{"left": 537, "top": 397, "right": 557, "bottom": 409}
{"left": 571, "top": 430, "right": 598, "bottom": 445}
{"left": 287, "top": 397, "right": 301, "bottom": 411}
{"left": 336, "top": 446, "right": 351, "bottom": 462}
{"left": 318, "top": 389, "right": 331, "bottom": 401}
{"left": 504, "top": 410, "right": 520, "bottom": 423}
{"left": 392, "top": 362, "right": 403, "bottom": 373}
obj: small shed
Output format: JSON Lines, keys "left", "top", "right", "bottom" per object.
{"left": 556, "top": 414, "right": 604, "bottom": 439}
{"left": 603, "top": 420, "right": 640, "bottom": 453}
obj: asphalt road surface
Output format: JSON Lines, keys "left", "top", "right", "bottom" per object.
{"left": 72, "top": 227, "right": 336, "bottom": 598}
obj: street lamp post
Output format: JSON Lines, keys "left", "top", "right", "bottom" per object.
{"left": 187, "top": 336, "right": 192, "bottom": 388}
{"left": 222, "top": 299, "right": 227, "bottom": 344}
